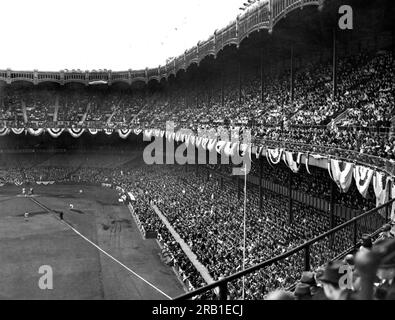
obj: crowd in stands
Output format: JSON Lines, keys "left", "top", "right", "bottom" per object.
{"left": 0, "top": 87, "right": 148, "bottom": 127}
{"left": 1, "top": 153, "right": 387, "bottom": 299}
{"left": 1, "top": 49, "right": 393, "bottom": 167}
{"left": 0, "top": 36, "right": 394, "bottom": 300}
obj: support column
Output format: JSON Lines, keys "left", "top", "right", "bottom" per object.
{"left": 195, "top": 147, "right": 198, "bottom": 176}
{"left": 196, "top": 68, "right": 199, "bottom": 109}
{"left": 163, "top": 136, "right": 166, "bottom": 164}
{"left": 386, "top": 180, "right": 392, "bottom": 221}
{"left": 259, "top": 157, "right": 263, "bottom": 209}
{"left": 290, "top": 46, "right": 295, "bottom": 104}
{"left": 330, "top": 181, "right": 336, "bottom": 229}
{"left": 329, "top": 181, "right": 336, "bottom": 248}
{"left": 237, "top": 176, "right": 241, "bottom": 200}
{"left": 260, "top": 47, "right": 265, "bottom": 103}
{"left": 238, "top": 54, "right": 242, "bottom": 106}
{"left": 221, "top": 61, "right": 225, "bottom": 108}
{"left": 288, "top": 170, "right": 293, "bottom": 224}
{"left": 332, "top": 29, "right": 338, "bottom": 101}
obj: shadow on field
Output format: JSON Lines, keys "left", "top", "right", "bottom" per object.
{"left": 70, "top": 208, "right": 85, "bottom": 214}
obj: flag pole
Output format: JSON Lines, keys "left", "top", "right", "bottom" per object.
{"left": 242, "top": 163, "right": 247, "bottom": 300}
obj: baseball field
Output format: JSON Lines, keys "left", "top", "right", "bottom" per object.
{"left": 0, "top": 184, "right": 184, "bottom": 300}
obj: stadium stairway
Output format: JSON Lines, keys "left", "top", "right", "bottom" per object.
{"left": 151, "top": 204, "right": 215, "bottom": 288}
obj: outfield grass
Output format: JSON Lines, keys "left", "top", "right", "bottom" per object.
{"left": 0, "top": 185, "right": 184, "bottom": 300}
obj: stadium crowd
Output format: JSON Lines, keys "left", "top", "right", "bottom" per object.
{"left": 1, "top": 157, "right": 386, "bottom": 299}
{"left": 1, "top": 50, "right": 393, "bottom": 162}
{"left": 0, "top": 20, "right": 393, "bottom": 299}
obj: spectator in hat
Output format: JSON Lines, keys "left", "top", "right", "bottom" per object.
{"left": 359, "top": 234, "right": 373, "bottom": 253}
{"left": 318, "top": 261, "right": 355, "bottom": 300}
{"left": 294, "top": 283, "right": 312, "bottom": 300}
{"left": 300, "top": 271, "right": 316, "bottom": 286}
{"left": 344, "top": 254, "right": 355, "bottom": 266}
{"left": 300, "top": 271, "right": 326, "bottom": 299}
{"left": 375, "top": 239, "right": 395, "bottom": 300}
{"left": 376, "top": 224, "right": 394, "bottom": 243}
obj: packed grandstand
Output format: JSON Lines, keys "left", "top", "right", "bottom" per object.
{"left": 0, "top": 0, "right": 394, "bottom": 301}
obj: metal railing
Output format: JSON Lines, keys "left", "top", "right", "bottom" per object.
{"left": 174, "top": 198, "right": 394, "bottom": 300}
{"left": 258, "top": 138, "right": 395, "bottom": 177}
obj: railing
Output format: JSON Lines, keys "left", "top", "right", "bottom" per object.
{"left": 257, "top": 138, "right": 395, "bottom": 177}
{"left": 174, "top": 198, "right": 394, "bottom": 300}
{"left": 3, "top": 119, "right": 393, "bottom": 175}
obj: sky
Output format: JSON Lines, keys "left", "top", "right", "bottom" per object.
{"left": 0, "top": 0, "right": 248, "bottom": 71}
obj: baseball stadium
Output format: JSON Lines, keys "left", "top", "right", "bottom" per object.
{"left": 0, "top": 0, "right": 394, "bottom": 301}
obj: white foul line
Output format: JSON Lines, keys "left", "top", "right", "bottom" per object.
{"left": 30, "top": 198, "right": 172, "bottom": 300}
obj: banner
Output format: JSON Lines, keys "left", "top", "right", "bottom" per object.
{"left": 373, "top": 172, "right": 390, "bottom": 211}
{"left": 207, "top": 139, "right": 217, "bottom": 152}
{"left": 328, "top": 159, "right": 354, "bottom": 193}
{"left": 118, "top": 129, "right": 132, "bottom": 139}
{"left": 133, "top": 128, "right": 142, "bottom": 136}
{"left": 0, "top": 128, "right": 10, "bottom": 136}
{"left": 11, "top": 128, "right": 25, "bottom": 135}
{"left": 27, "top": 128, "right": 44, "bottom": 136}
{"left": 68, "top": 127, "right": 85, "bottom": 138}
{"left": 267, "top": 148, "right": 283, "bottom": 165}
{"left": 104, "top": 128, "right": 113, "bottom": 135}
{"left": 284, "top": 151, "right": 302, "bottom": 173}
{"left": 353, "top": 165, "right": 374, "bottom": 198}
{"left": 254, "top": 146, "right": 263, "bottom": 159}
{"left": 47, "top": 128, "right": 64, "bottom": 138}
{"left": 143, "top": 129, "right": 153, "bottom": 140}
{"left": 88, "top": 128, "right": 99, "bottom": 135}
{"left": 36, "top": 181, "right": 55, "bottom": 185}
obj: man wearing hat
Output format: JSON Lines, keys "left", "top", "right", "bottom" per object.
{"left": 374, "top": 239, "right": 395, "bottom": 300}
{"left": 299, "top": 271, "right": 327, "bottom": 300}
{"left": 376, "top": 224, "right": 394, "bottom": 243}
{"left": 317, "top": 260, "right": 355, "bottom": 300}
{"left": 294, "top": 283, "right": 312, "bottom": 300}
{"left": 359, "top": 234, "right": 373, "bottom": 253}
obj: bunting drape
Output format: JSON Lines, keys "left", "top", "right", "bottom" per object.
{"left": 283, "top": 151, "right": 302, "bottom": 173}
{"left": 68, "top": 127, "right": 85, "bottom": 138}
{"left": 328, "top": 159, "right": 354, "bottom": 193}
{"left": 118, "top": 129, "right": 132, "bottom": 139}
{"left": 267, "top": 148, "right": 283, "bottom": 165}
{"left": 373, "top": 172, "right": 390, "bottom": 217}
{"left": 0, "top": 128, "right": 10, "bottom": 136}
{"left": 47, "top": 128, "right": 64, "bottom": 138}
{"left": 27, "top": 128, "right": 44, "bottom": 136}
{"left": 353, "top": 165, "right": 374, "bottom": 198}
